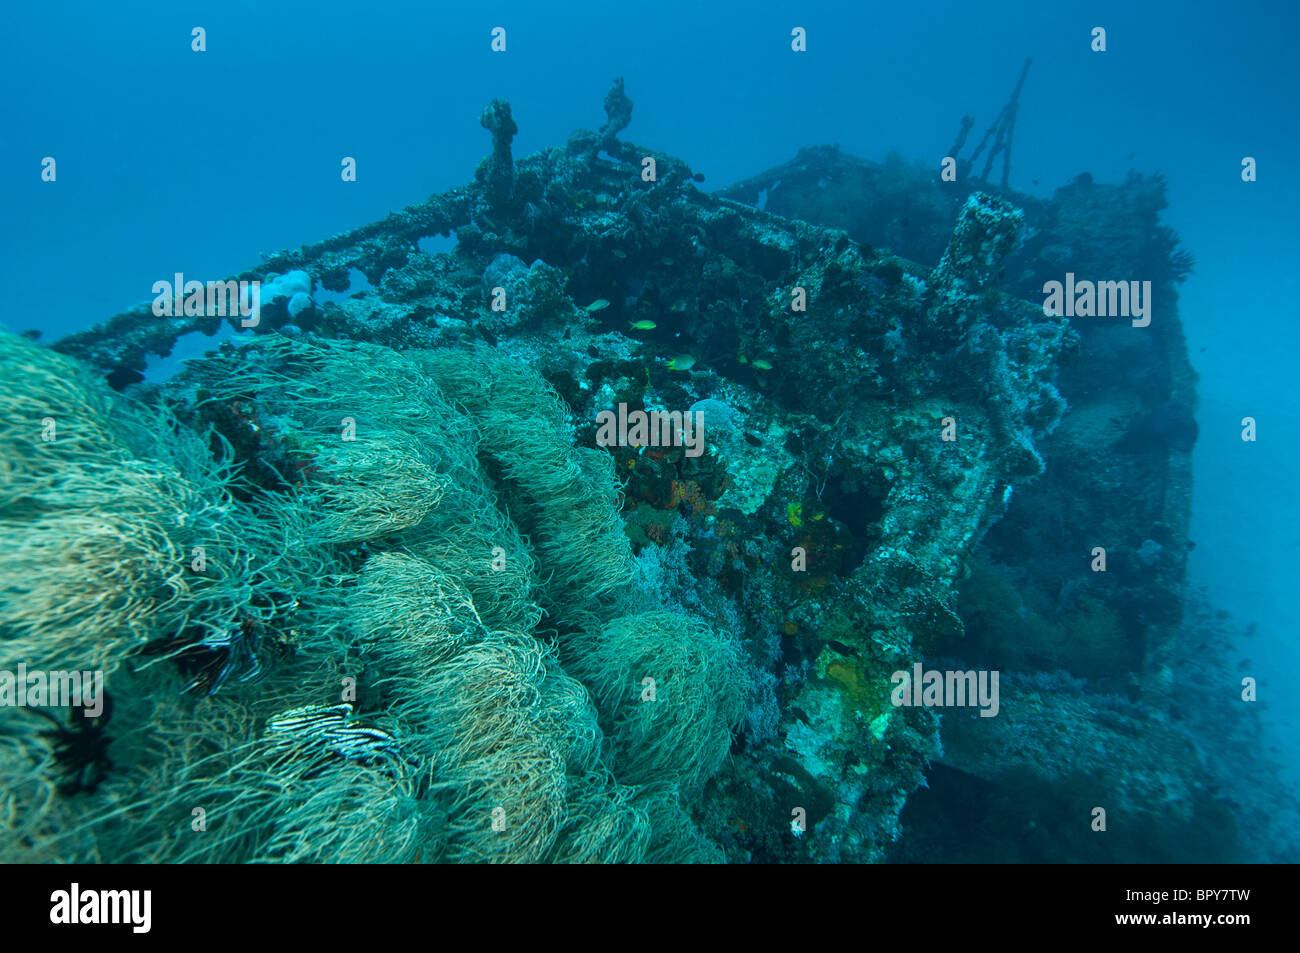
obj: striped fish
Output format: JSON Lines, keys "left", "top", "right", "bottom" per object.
{"left": 265, "top": 704, "right": 402, "bottom": 764}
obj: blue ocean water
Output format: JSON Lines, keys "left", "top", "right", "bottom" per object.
{"left": 2, "top": 1, "right": 1297, "bottom": 860}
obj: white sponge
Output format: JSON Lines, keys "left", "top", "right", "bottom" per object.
{"left": 262, "top": 270, "right": 312, "bottom": 302}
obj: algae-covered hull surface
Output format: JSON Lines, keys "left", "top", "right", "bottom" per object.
{"left": 2, "top": 5, "right": 1296, "bottom": 866}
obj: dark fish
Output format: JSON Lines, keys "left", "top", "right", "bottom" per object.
{"left": 106, "top": 366, "right": 144, "bottom": 391}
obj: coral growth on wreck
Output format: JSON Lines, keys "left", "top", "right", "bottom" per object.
{"left": 3, "top": 80, "right": 1281, "bottom": 865}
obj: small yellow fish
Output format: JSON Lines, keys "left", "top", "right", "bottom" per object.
{"left": 752, "top": 359, "right": 773, "bottom": 370}
{"left": 613, "top": 249, "right": 628, "bottom": 259}
{"left": 667, "top": 354, "right": 696, "bottom": 371}
{"left": 585, "top": 299, "right": 611, "bottom": 312}
{"left": 629, "top": 320, "right": 657, "bottom": 330}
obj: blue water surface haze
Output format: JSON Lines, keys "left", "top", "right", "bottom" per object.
{"left": 3, "top": 0, "right": 1297, "bottom": 805}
